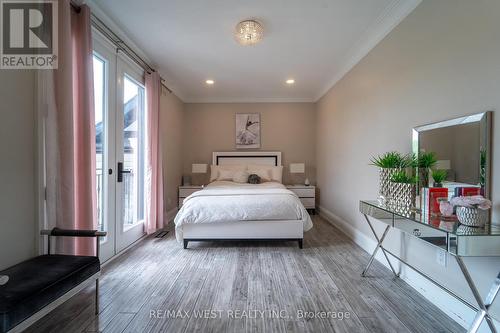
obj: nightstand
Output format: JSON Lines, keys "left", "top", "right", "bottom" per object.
{"left": 178, "top": 185, "right": 204, "bottom": 208}
{"left": 286, "top": 185, "right": 316, "bottom": 214}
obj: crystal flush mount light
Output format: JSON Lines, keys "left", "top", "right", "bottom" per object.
{"left": 234, "top": 20, "right": 264, "bottom": 46}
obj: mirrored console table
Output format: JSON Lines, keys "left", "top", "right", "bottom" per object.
{"left": 360, "top": 200, "right": 500, "bottom": 333}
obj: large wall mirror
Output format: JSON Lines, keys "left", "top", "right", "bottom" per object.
{"left": 413, "top": 111, "right": 492, "bottom": 201}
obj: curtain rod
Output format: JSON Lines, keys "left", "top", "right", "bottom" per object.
{"left": 70, "top": 2, "right": 172, "bottom": 93}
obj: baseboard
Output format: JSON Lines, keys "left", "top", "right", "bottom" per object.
{"left": 318, "top": 205, "right": 500, "bottom": 332}
{"left": 102, "top": 209, "right": 177, "bottom": 267}
{"left": 101, "top": 233, "right": 148, "bottom": 267}
{"left": 318, "top": 206, "right": 379, "bottom": 255}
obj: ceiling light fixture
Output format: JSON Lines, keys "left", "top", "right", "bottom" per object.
{"left": 235, "top": 20, "right": 264, "bottom": 46}
{"left": 286, "top": 79, "right": 295, "bottom": 85}
{"left": 206, "top": 79, "right": 215, "bottom": 85}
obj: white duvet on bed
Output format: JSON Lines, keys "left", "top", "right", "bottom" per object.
{"left": 174, "top": 181, "right": 313, "bottom": 242}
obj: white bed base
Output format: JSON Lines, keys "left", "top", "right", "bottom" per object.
{"left": 182, "top": 151, "right": 304, "bottom": 249}
{"left": 182, "top": 220, "right": 304, "bottom": 249}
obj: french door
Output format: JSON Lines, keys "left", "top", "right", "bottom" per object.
{"left": 93, "top": 33, "right": 146, "bottom": 262}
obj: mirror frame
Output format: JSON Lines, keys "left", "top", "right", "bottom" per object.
{"left": 412, "top": 111, "right": 493, "bottom": 200}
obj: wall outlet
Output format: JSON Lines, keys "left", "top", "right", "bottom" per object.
{"left": 436, "top": 249, "right": 447, "bottom": 267}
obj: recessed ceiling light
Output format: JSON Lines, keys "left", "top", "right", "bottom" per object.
{"left": 286, "top": 79, "right": 295, "bottom": 85}
{"left": 206, "top": 79, "right": 215, "bottom": 85}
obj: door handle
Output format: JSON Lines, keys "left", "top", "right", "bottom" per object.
{"left": 117, "top": 162, "right": 131, "bottom": 182}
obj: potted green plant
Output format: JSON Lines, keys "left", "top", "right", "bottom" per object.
{"left": 370, "top": 152, "right": 412, "bottom": 202}
{"left": 417, "top": 151, "right": 437, "bottom": 188}
{"left": 390, "top": 170, "right": 417, "bottom": 210}
{"left": 431, "top": 169, "right": 447, "bottom": 187}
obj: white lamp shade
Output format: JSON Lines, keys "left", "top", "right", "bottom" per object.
{"left": 289, "top": 163, "right": 305, "bottom": 174}
{"left": 192, "top": 163, "right": 208, "bottom": 174}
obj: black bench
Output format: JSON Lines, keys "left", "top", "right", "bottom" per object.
{"left": 0, "top": 228, "right": 106, "bottom": 333}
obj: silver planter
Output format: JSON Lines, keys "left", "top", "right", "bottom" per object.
{"left": 389, "top": 182, "right": 416, "bottom": 210}
{"left": 379, "top": 168, "right": 402, "bottom": 200}
{"left": 456, "top": 206, "right": 488, "bottom": 227}
{"left": 392, "top": 205, "right": 413, "bottom": 217}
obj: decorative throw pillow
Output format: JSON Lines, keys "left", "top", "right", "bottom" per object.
{"left": 246, "top": 166, "right": 272, "bottom": 182}
{"left": 232, "top": 171, "right": 249, "bottom": 183}
{"left": 248, "top": 174, "right": 261, "bottom": 184}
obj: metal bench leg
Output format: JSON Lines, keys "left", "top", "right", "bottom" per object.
{"left": 298, "top": 239, "right": 303, "bottom": 249}
{"left": 95, "top": 278, "right": 99, "bottom": 315}
{"left": 183, "top": 240, "right": 188, "bottom": 249}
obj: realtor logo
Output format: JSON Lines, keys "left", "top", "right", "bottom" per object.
{"left": 1, "top": 0, "right": 58, "bottom": 69}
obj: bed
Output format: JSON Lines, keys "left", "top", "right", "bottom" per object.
{"left": 174, "top": 152, "right": 313, "bottom": 249}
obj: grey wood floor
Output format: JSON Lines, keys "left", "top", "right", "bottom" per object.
{"left": 26, "top": 216, "right": 464, "bottom": 333}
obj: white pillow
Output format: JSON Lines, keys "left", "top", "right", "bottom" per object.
{"left": 270, "top": 166, "right": 283, "bottom": 183}
{"left": 247, "top": 164, "right": 283, "bottom": 183}
{"left": 210, "top": 164, "right": 246, "bottom": 182}
{"left": 232, "top": 171, "right": 249, "bottom": 183}
{"left": 210, "top": 165, "right": 218, "bottom": 182}
{"left": 218, "top": 169, "right": 237, "bottom": 180}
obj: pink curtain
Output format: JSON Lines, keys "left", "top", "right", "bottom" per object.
{"left": 145, "top": 72, "right": 165, "bottom": 234}
{"left": 45, "top": 1, "right": 97, "bottom": 255}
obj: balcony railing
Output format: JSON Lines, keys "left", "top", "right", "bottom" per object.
{"left": 96, "top": 169, "right": 103, "bottom": 231}
{"left": 122, "top": 171, "right": 135, "bottom": 225}
{"left": 96, "top": 168, "right": 136, "bottom": 232}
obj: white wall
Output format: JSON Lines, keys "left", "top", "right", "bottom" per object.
{"left": 0, "top": 70, "right": 36, "bottom": 270}
{"left": 160, "top": 88, "right": 185, "bottom": 217}
{"left": 316, "top": 0, "right": 500, "bottom": 329}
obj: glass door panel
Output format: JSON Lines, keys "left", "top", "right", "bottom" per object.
{"left": 92, "top": 33, "right": 145, "bottom": 259}
{"left": 92, "top": 36, "right": 117, "bottom": 263}
{"left": 115, "top": 58, "right": 146, "bottom": 253}
{"left": 122, "top": 76, "right": 145, "bottom": 228}
{"left": 93, "top": 54, "right": 105, "bottom": 232}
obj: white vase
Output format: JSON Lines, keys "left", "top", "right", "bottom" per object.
{"left": 304, "top": 178, "right": 310, "bottom": 186}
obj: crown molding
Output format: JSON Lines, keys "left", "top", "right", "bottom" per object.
{"left": 85, "top": 0, "right": 152, "bottom": 65}
{"left": 184, "top": 96, "right": 315, "bottom": 104}
{"left": 86, "top": 0, "right": 187, "bottom": 102}
{"left": 156, "top": 70, "right": 188, "bottom": 101}
{"left": 168, "top": 89, "right": 188, "bottom": 102}
{"left": 86, "top": 0, "right": 420, "bottom": 104}
{"left": 314, "top": 0, "right": 422, "bottom": 102}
